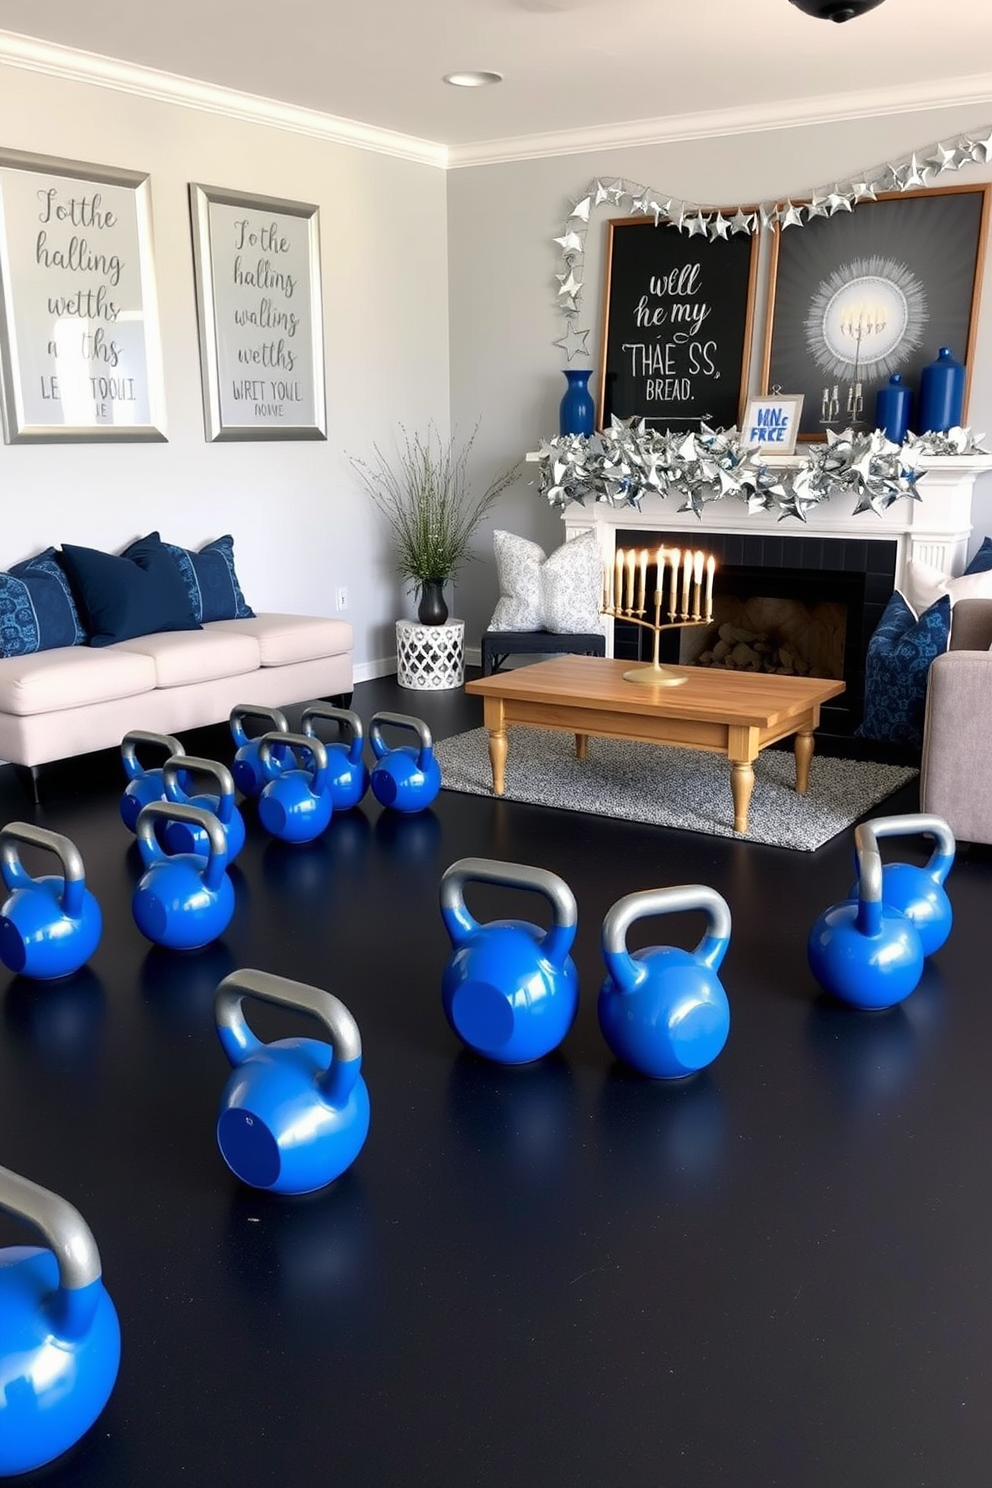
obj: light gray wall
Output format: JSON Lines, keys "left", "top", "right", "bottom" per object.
{"left": 0, "top": 61, "right": 451, "bottom": 678}
{"left": 448, "top": 103, "right": 992, "bottom": 647}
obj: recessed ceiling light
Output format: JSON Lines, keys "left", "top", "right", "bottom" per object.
{"left": 442, "top": 71, "right": 503, "bottom": 88}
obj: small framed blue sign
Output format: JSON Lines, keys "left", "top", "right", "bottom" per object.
{"left": 742, "top": 393, "right": 804, "bottom": 454}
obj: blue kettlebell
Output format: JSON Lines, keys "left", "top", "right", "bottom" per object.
{"left": 599, "top": 885, "right": 732, "bottom": 1079}
{"left": 214, "top": 967, "right": 370, "bottom": 1195}
{"left": 229, "top": 703, "right": 293, "bottom": 798}
{"left": 440, "top": 857, "right": 579, "bottom": 1064}
{"left": 848, "top": 812, "right": 955, "bottom": 957}
{"left": 369, "top": 711, "right": 441, "bottom": 813}
{"left": 162, "top": 754, "right": 246, "bottom": 865}
{"left": 301, "top": 702, "right": 369, "bottom": 811}
{"left": 257, "top": 732, "right": 333, "bottom": 843}
{"left": 809, "top": 821, "right": 924, "bottom": 1010}
{"left": 119, "top": 729, "right": 184, "bottom": 833}
{"left": 0, "top": 823, "right": 102, "bottom": 980}
{"left": 0, "top": 1163, "right": 120, "bottom": 1477}
{"left": 133, "top": 800, "right": 234, "bottom": 951}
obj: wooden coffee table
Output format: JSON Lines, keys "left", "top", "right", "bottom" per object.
{"left": 465, "top": 656, "right": 845, "bottom": 834}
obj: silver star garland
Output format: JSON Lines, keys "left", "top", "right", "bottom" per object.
{"left": 553, "top": 124, "right": 992, "bottom": 361}
{"left": 533, "top": 418, "right": 988, "bottom": 522}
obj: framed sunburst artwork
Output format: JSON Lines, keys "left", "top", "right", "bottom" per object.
{"left": 760, "top": 184, "right": 991, "bottom": 442}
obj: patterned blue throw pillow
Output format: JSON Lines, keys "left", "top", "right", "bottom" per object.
{"left": 964, "top": 535, "right": 992, "bottom": 575}
{"left": 163, "top": 535, "right": 255, "bottom": 623}
{"left": 856, "top": 591, "right": 951, "bottom": 747}
{"left": 0, "top": 547, "right": 87, "bottom": 657}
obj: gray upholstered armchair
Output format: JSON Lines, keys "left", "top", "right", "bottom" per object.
{"left": 921, "top": 598, "right": 992, "bottom": 845}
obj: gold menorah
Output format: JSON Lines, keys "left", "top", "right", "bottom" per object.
{"left": 602, "top": 545, "right": 716, "bottom": 686}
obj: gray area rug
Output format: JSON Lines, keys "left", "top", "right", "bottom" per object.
{"left": 435, "top": 727, "right": 918, "bottom": 852}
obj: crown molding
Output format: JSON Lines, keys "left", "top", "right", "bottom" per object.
{"left": 0, "top": 30, "right": 448, "bottom": 168}
{"left": 2, "top": 28, "right": 991, "bottom": 174}
{"left": 446, "top": 73, "right": 992, "bottom": 168}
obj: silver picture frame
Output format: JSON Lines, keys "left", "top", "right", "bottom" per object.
{"left": 0, "top": 147, "right": 167, "bottom": 443}
{"left": 189, "top": 183, "right": 327, "bottom": 442}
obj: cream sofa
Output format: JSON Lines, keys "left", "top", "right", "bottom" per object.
{"left": 920, "top": 598, "right": 992, "bottom": 846}
{"left": 0, "top": 612, "right": 353, "bottom": 784}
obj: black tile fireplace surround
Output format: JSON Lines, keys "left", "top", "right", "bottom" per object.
{"left": 614, "top": 530, "right": 898, "bottom": 740}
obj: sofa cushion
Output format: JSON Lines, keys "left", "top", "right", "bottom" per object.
{"left": 0, "top": 548, "right": 87, "bottom": 657}
{"left": 212, "top": 614, "right": 353, "bottom": 667}
{"left": 62, "top": 533, "right": 201, "bottom": 646}
{"left": 0, "top": 644, "right": 156, "bottom": 716}
{"left": 856, "top": 591, "right": 951, "bottom": 747}
{"left": 116, "top": 627, "right": 261, "bottom": 688}
{"left": 164, "top": 535, "right": 255, "bottom": 622}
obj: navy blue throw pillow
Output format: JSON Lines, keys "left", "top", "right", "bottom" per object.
{"left": 964, "top": 535, "right": 992, "bottom": 575}
{"left": 856, "top": 591, "right": 951, "bottom": 748}
{"left": 61, "top": 533, "right": 201, "bottom": 647}
{"left": 163, "top": 535, "right": 255, "bottom": 622}
{"left": 0, "top": 547, "right": 87, "bottom": 656}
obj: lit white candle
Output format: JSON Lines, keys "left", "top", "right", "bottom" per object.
{"left": 614, "top": 549, "right": 623, "bottom": 613}
{"left": 637, "top": 549, "right": 648, "bottom": 613}
{"left": 669, "top": 547, "right": 681, "bottom": 617}
{"left": 681, "top": 550, "right": 693, "bottom": 620}
{"left": 655, "top": 546, "right": 665, "bottom": 608}
{"left": 705, "top": 554, "right": 715, "bottom": 619}
{"left": 693, "top": 550, "right": 704, "bottom": 617}
{"left": 626, "top": 548, "right": 636, "bottom": 613}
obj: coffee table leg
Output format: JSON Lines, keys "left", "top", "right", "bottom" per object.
{"left": 488, "top": 728, "right": 508, "bottom": 795}
{"left": 730, "top": 760, "right": 755, "bottom": 833}
{"left": 575, "top": 733, "right": 588, "bottom": 760}
{"left": 794, "top": 729, "right": 814, "bottom": 795}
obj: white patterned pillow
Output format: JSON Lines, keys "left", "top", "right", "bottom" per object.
{"left": 489, "top": 529, "right": 604, "bottom": 634}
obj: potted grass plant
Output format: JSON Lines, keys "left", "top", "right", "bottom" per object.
{"left": 351, "top": 423, "right": 518, "bottom": 624}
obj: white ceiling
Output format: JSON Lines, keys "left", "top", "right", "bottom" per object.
{"left": 1, "top": 0, "right": 991, "bottom": 157}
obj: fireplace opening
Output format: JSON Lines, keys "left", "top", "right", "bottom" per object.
{"left": 612, "top": 531, "right": 898, "bottom": 737}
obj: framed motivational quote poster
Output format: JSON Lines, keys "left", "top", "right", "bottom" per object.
{"left": 0, "top": 148, "right": 166, "bottom": 443}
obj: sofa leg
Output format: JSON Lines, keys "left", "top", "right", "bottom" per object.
{"left": 12, "top": 764, "right": 41, "bottom": 805}
{"left": 327, "top": 691, "right": 354, "bottom": 710}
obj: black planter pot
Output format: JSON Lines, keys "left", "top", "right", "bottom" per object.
{"left": 417, "top": 580, "right": 449, "bottom": 626}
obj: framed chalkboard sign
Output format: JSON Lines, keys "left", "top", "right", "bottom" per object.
{"left": 598, "top": 218, "right": 759, "bottom": 434}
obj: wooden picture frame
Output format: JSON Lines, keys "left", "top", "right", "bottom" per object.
{"left": 742, "top": 393, "right": 804, "bottom": 455}
{"left": 598, "top": 216, "right": 760, "bottom": 435}
{"left": 0, "top": 147, "right": 166, "bottom": 443}
{"left": 189, "top": 183, "right": 326, "bottom": 442}
{"left": 760, "top": 184, "right": 992, "bottom": 443}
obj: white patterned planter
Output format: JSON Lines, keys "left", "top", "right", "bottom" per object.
{"left": 395, "top": 619, "right": 465, "bottom": 690}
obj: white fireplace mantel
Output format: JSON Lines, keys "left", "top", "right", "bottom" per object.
{"left": 534, "top": 451, "right": 992, "bottom": 656}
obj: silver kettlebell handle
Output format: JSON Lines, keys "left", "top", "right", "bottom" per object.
{"left": 0, "top": 822, "right": 85, "bottom": 887}
{"left": 230, "top": 704, "right": 289, "bottom": 740}
{"left": 163, "top": 754, "right": 235, "bottom": 800}
{"left": 0, "top": 1163, "right": 102, "bottom": 1290}
{"left": 136, "top": 800, "right": 228, "bottom": 865}
{"left": 440, "top": 857, "right": 577, "bottom": 930}
{"left": 301, "top": 703, "right": 365, "bottom": 748}
{"left": 863, "top": 813, "right": 955, "bottom": 864}
{"left": 602, "top": 884, "right": 732, "bottom": 958}
{"left": 370, "top": 711, "right": 434, "bottom": 754}
{"left": 257, "top": 731, "right": 328, "bottom": 772}
{"left": 121, "top": 730, "right": 184, "bottom": 772}
{"left": 853, "top": 823, "right": 884, "bottom": 904}
{"left": 214, "top": 969, "right": 362, "bottom": 1094}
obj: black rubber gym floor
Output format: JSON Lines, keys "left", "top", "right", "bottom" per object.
{"left": 1, "top": 671, "right": 989, "bottom": 1487}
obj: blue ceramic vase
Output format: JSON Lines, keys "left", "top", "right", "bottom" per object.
{"left": 875, "top": 374, "right": 912, "bottom": 444}
{"left": 918, "top": 347, "right": 965, "bottom": 433}
{"left": 559, "top": 369, "right": 595, "bottom": 437}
